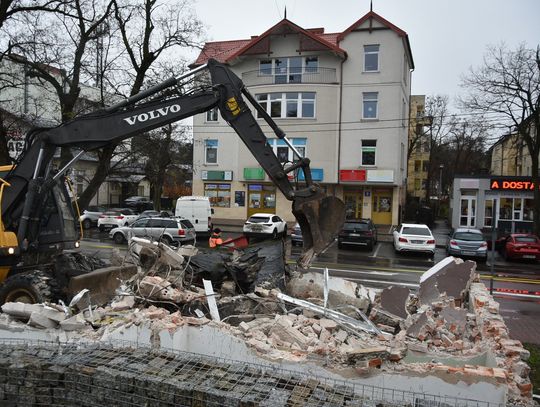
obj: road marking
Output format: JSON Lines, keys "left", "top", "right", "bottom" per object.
{"left": 310, "top": 266, "right": 397, "bottom": 277}
{"left": 479, "top": 275, "right": 540, "bottom": 285}
{"left": 387, "top": 225, "right": 394, "bottom": 234}
{"left": 493, "top": 292, "right": 540, "bottom": 300}
{"left": 370, "top": 243, "right": 381, "bottom": 258}
{"left": 344, "top": 278, "right": 419, "bottom": 288}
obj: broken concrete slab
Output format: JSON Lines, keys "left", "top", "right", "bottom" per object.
{"left": 28, "top": 312, "right": 58, "bottom": 329}
{"left": 379, "top": 286, "right": 409, "bottom": 319}
{"left": 1, "top": 302, "right": 44, "bottom": 320}
{"left": 287, "top": 271, "right": 370, "bottom": 313}
{"left": 269, "top": 318, "right": 310, "bottom": 347}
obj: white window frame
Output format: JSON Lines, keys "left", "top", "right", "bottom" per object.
{"left": 204, "top": 139, "right": 218, "bottom": 165}
{"left": 256, "top": 92, "right": 316, "bottom": 119}
{"left": 206, "top": 107, "right": 218, "bottom": 122}
{"left": 361, "top": 140, "right": 376, "bottom": 166}
{"left": 259, "top": 56, "right": 320, "bottom": 82}
{"left": 268, "top": 138, "right": 307, "bottom": 163}
{"left": 362, "top": 92, "right": 378, "bottom": 119}
{"left": 363, "top": 44, "right": 380, "bottom": 72}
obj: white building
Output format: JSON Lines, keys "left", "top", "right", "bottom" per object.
{"left": 191, "top": 10, "right": 413, "bottom": 225}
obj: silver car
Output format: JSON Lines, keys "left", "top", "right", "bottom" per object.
{"left": 109, "top": 217, "right": 196, "bottom": 246}
{"left": 446, "top": 228, "right": 488, "bottom": 260}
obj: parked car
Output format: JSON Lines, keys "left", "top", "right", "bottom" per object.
{"left": 393, "top": 223, "right": 435, "bottom": 256}
{"left": 243, "top": 213, "right": 287, "bottom": 239}
{"left": 338, "top": 219, "right": 377, "bottom": 250}
{"left": 135, "top": 210, "right": 161, "bottom": 221}
{"left": 500, "top": 234, "right": 540, "bottom": 261}
{"left": 79, "top": 206, "right": 106, "bottom": 229}
{"left": 109, "top": 217, "right": 196, "bottom": 246}
{"left": 97, "top": 208, "right": 138, "bottom": 231}
{"left": 290, "top": 223, "right": 303, "bottom": 247}
{"left": 175, "top": 196, "right": 212, "bottom": 235}
{"left": 123, "top": 196, "right": 153, "bottom": 212}
{"left": 446, "top": 228, "right": 488, "bottom": 261}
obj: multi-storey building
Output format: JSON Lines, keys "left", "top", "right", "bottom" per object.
{"left": 406, "top": 95, "right": 431, "bottom": 200}
{"left": 490, "top": 131, "right": 538, "bottom": 177}
{"left": 191, "top": 10, "right": 413, "bottom": 225}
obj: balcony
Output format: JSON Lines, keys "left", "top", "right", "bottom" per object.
{"left": 241, "top": 68, "right": 338, "bottom": 87}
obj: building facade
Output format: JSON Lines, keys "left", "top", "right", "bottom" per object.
{"left": 191, "top": 11, "right": 413, "bottom": 225}
{"left": 406, "top": 95, "right": 431, "bottom": 200}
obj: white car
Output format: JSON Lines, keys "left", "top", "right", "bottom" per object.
{"left": 79, "top": 206, "right": 106, "bottom": 229}
{"left": 393, "top": 223, "right": 435, "bottom": 256}
{"left": 97, "top": 208, "right": 138, "bottom": 231}
{"left": 243, "top": 213, "right": 287, "bottom": 239}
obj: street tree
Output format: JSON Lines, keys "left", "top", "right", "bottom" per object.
{"left": 460, "top": 43, "right": 540, "bottom": 235}
{"left": 76, "top": 0, "right": 203, "bottom": 209}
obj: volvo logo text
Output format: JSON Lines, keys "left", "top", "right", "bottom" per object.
{"left": 123, "top": 104, "right": 181, "bottom": 125}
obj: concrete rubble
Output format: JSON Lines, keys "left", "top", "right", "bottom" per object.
{"left": 0, "top": 238, "right": 535, "bottom": 406}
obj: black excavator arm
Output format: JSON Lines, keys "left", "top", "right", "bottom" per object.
{"left": 2, "top": 58, "right": 344, "bottom": 264}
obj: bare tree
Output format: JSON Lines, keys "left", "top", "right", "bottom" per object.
{"left": 77, "top": 0, "right": 203, "bottom": 209}
{"left": 460, "top": 43, "right": 540, "bottom": 234}
{"left": 423, "top": 95, "right": 451, "bottom": 202}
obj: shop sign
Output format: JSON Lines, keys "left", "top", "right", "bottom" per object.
{"left": 490, "top": 178, "right": 537, "bottom": 191}
{"left": 298, "top": 168, "right": 324, "bottom": 182}
{"left": 202, "top": 170, "right": 233, "bottom": 181}
{"left": 340, "top": 169, "right": 366, "bottom": 182}
{"left": 367, "top": 170, "right": 394, "bottom": 183}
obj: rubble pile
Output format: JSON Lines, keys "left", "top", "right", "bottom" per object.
{"left": 0, "top": 240, "right": 535, "bottom": 406}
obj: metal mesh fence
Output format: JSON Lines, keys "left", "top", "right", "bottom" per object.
{"left": 0, "top": 339, "right": 505, "bottom": 407}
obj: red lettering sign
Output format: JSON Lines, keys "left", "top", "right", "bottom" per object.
{"left": 490, "top": 178, "right": 536, "bottom": 190}
{"left": 340, "top": 170, "right": 366, "bottom": 182}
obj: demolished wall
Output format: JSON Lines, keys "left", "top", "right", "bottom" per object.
{"left": 0, "top": 240, "right": 534, "bottom": 406}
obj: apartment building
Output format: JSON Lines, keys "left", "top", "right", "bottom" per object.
{"left": 191, "top": 10, "right": 413, "bottom": 225}
{"left": 406, "top": 95, "right": 431, "bottom": 200}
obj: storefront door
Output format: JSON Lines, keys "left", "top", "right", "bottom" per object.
{"left": 344, "top": 192, "right": 362, "bottom": 219}
{"left": 372, "top": 190, "right": 392, "bottom": 225}
{"left": 247, "top": 184, "right": 276, "bottom": 217}
{"left": 459, "top": 196, "right": 476, "bottom": 227}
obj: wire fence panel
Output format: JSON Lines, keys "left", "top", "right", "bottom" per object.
{"left": 0, "top": 340, "right": 507, "bottom": 407}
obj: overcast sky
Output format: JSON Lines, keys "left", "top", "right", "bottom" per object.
{"left": 189, "top": 0, "right": 540, "bottom": 106}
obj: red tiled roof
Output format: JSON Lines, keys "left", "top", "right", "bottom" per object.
{"left": 192, "top": 12, "right": 413, "bottom": 69}
{"left": 192, "top": 19, "right": 346, "bottom": 66}
{"left": 192, "top": 39, "right": 252, "bottom": 66}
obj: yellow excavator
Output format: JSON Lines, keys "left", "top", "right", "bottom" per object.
{"left": 0, "top": 59, "right": 345, "bottom": 304}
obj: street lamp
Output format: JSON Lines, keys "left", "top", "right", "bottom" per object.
{"left": 439, "top": 164, "right": 444, "bottom": 216}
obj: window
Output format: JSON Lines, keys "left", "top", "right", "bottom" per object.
{"left": 267, "top": 138, "right": 306, "bottom": 163}
{"left": 205, "top": 139, "right": 218, "bottom": 164}
{"left": 206, "top": 108, "right": 218, "bottom": 122}
{"left": 259, "top": 57, "right": 319, "bottom": 83}
{"left": 414, "top": 179, "right": 421, "bottom": 190}
{"left": 256, "top": 93, "right": 315, "bottom": 118}
{"left": 484, "top": 199, "right": 493, "bottom": 227}
{"left": 364, "top": 45, "right": 379, "bottom": 71}
{"left": 361, "top": 140, "right": 376, "bottom": 166}
{"left": 499, "top": 198, "right": 534, "bottom": 221}
{"left": 362, "top": 92, "right": 378, "bottom": 119}
{"left": 422, "top": 161, "right": 429, "bottom": 172}
{"left": 204, "top": 183, "right": 231, "bottom": 207}
{"left": 414, "top": 160, "right": 421, "bottom": 172}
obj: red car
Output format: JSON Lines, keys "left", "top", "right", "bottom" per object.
{"left": 500, "top": 234, "right": 540, "bottom": 261}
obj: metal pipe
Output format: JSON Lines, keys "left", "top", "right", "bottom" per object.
{"left": 105, "top": 63, "right": 208, "bottom": 112}
{"left": 32, "top": 147, "right": 45, "bottom": 179}
{"left": 53, "top": 150, "right": 85, "bottom": 181}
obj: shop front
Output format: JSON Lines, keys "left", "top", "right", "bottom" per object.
{"left": 339, "top": 169, "right": 397, "bottom": 225}
{"left": 452, "top": 176, "right": 536, "bottom": 236}
{"left": 247, "top": 184, "right": 277, "bottom": 217}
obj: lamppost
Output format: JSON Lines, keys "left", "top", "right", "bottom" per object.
{"left": 438, "top": 164, "right": 444, "bottom": 216}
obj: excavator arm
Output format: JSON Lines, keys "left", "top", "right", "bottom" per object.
{"left": 2, "top": 58, "right": 344, "bottom": 265}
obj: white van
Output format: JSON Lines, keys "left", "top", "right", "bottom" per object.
{"left": 175, "top": 196, "right": 213, "bottom": 234}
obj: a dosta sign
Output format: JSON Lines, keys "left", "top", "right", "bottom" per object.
{"left": 490, "top": 178, "right": 538, "bottom": 191}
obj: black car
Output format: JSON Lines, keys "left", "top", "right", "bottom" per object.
{"left": 338, "top": 219, "right": 377, "bottom": 250}
{"left": 123, "top": 196, "right": 154, "bottom": 212}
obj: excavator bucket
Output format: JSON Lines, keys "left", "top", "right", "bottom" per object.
{"left": 293, "top": 195, "right": 345, "bottom": 268}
